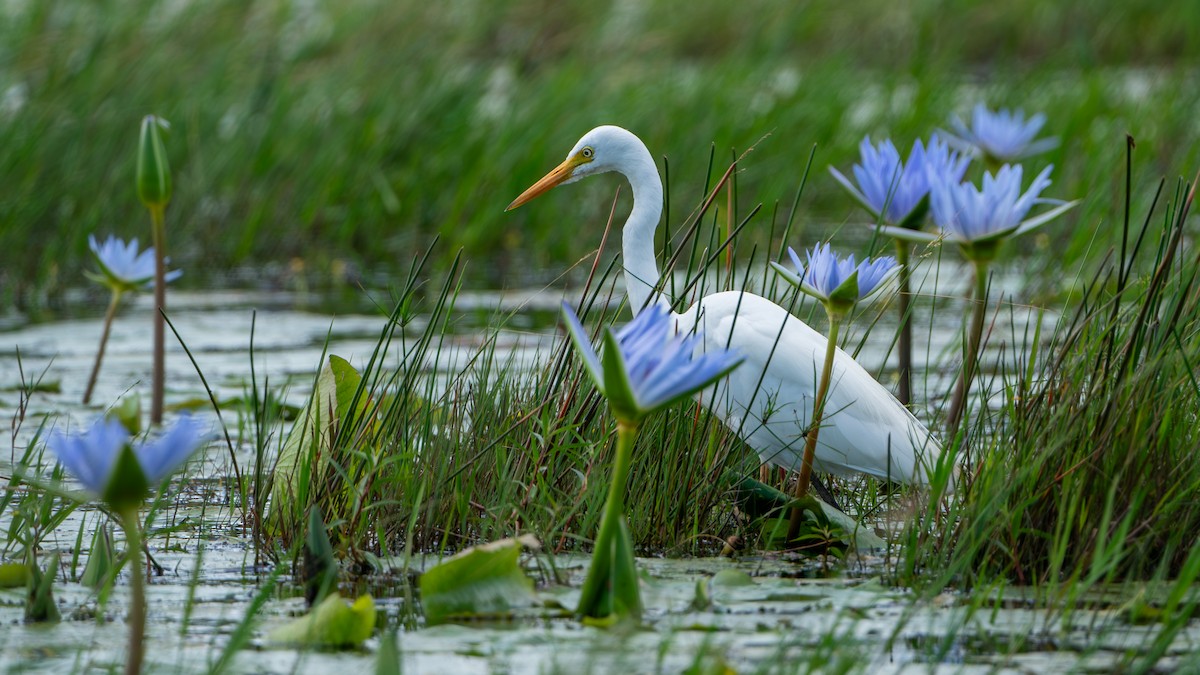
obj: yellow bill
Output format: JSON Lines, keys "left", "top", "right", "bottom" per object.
{"left": 506, "top": 153, "right": 591, "bottom": 211}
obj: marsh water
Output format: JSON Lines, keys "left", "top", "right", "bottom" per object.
{"left": 2, "top": 263, "right": 1196, "bottom": 673}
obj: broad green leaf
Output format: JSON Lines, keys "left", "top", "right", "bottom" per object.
{"left": 610, "top": 517, "right": 642, "bottom": 619}
{"left": 266, "top": 355, "right": 362, "bottom": 537}
{"left": 711, "top": 569, "right": 754, "bottom": 587}
{"left": 329, "top": 355, "right": 365, "bottom": 421}
{"left": 577, "top": 513, "right": 642, "bottom": 622}
{"left": 419, "top": 536, "right": 538, "bottom": 625}
{"left": 25, "top": 551, "right": 61, "bottom": 623}
{"left": 724, "top": 472, "right": 885, "bottom": 551}
{"left": 80, "top": 524, "right": 117, "bottom": 590}
{"left": 110, "top": 395, "right": 142, "bottom": 436}
{"left": 268, "top": 592, "right": 376, "bottom": 648}
{"left": 303, "top": 505, "right": 338, "bottom": 607}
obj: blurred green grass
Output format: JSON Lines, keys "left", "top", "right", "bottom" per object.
{"left": 2, "top": 0, "right": 1199, "bottom": 307}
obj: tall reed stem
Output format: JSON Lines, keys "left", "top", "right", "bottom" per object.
{"left": 149, "top": 204, "right": 166, "bottom": 425}
{"left": 946, "top": 261, "right": 989, "bottom": 430}
{"left": 894, "top": 242, "right": 913, "bottom": 406}
{"left": 119, "top": 508, "right": 146, "bottom": 675}
{"left": 786, "top": 316, "right": 840, "bottom": 542}
{"left": 83, "top": 289, "right": 124, "bottom": 404}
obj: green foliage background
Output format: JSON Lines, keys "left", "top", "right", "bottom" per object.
{"left": 2, "top": 0, "right": 1199, "bottom": 306}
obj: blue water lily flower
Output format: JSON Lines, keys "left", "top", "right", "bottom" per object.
{"left": 877, "top": 165, "right": 1079, "bottom": 262}
{"left": 830, "top": 135, "right": 969, "bottom": 227}
{"left": 561, "top": 303, "right": 743, "bottom": 423}
{"left": 946, "top": 104, "right": 1058, "bottom": 164}
{"left": 86, "top": 235, "right": 182, "bottom": 294}
{"left": 46, "top": 414, "right": 208, "bottom": 500}
{"left": 771, "top": 244, "right": 899, "bottom": 314}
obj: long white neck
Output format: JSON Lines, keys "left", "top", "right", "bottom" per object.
{"left": 617, "top": 143, "right": 664, "bottom": 314}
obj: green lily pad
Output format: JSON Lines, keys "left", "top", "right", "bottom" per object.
{"left": 268, "top": 592, "right": 376, "bottom": 648}
{"left": 419, "top": 536, "right": 539, "bottom": 625}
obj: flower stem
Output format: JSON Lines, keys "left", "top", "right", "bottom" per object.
{"left": 577, "top": 420, "right": 640, "bottom": 618}
{"left": 83, "top": 289, "right": 124, "bottom": 405}
{"left": 894, "top": 241, "right": 913, "bottom": 406}
{"left": 946, "top": 261, "right": 990, "bottom": 431}
{"left": 119, "top": 508, "right": 146, "bottom": 675}
{"left": 787, "top": 315, "right": 841, "bottom": 543}
{"left": 604, "top": 421, "right": 637, "bottom": 526}
{"left": 149, "top": 204, "right": 166, "bottom": 426}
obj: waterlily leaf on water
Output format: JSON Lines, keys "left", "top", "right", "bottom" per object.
{"left": 266, "top": 355, "right": 363, "bottom": 538}
{"left": 712, "top": 569, "right": 754, "bottom": 587}
{"left": 267, "top": 592, "right": 376, "bottom": 648}
{"left": 420, "top": 536, "right": 539, "bottom": 625}
{"left": 1, "top": 380, "right": 60, "bottom": 394}
{"left": 692, "top": 569, "right": 755, "bottom": 611}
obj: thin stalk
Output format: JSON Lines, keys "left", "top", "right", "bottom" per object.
{"left": 119, "top": 508, "right": 146, "bottom": 675}
{"left": 576, "top": 420, "right": 639, "bottom": 618}
{"left": 946, "top": 261, "right": 990, "bottom": 430}
{"left": 149, "top": 204, "right": 166, "bottom": 425}
{"left": 895, "top": 242, "right": 913, "bottom": 406}
{"left": 82, "top": 289, "right": 124, "bottom": 404}
{"left": 787, "top": 316, "right": 841, "bottom": 542}
{"left": 603, "top": 421, "right": 637, "bottom": 535}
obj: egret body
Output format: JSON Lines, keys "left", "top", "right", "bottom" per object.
{"left": 507, "top": 125, "right": 942, "bottom": 484}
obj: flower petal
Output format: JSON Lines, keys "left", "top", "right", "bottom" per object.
{"left": 136, "top": 414, "right": 208, "bottom": 484}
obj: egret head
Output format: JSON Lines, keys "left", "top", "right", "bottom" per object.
{"left": 506, "top": 125, "right": 646, "bottom": 210}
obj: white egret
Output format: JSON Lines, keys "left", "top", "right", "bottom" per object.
{"left": 507, "top": 125, "right": 943, "bottom": 485}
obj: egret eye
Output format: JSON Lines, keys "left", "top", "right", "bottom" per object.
{"left": 581, "top": 147, "right": 594, "bottom": 159}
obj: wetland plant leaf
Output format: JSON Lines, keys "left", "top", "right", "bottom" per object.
{"left": 303, "top": 505, "right": 338, "bottom": 608}
{"left": 725, "top": 472, "right": 885, "bottom": 552}
{"left": 376, "top": 630, "right": 401, "bottom": 675}
{"left": 419, "top": 536, "right": 538, "bottom": 625}
{"left": 109, "top": 395, "right": 142, "bottom": 436}
{"left": 80, "top": 523, "right": 117, "bottom": 590}
{"left": 25, "top": 551, "right": 61, "bottom": 623}
{"left": 610, "top": 518, "right": 642, "bottom": 618}
{"left": 267, "top": 592, "right": 376, "bottom": 648}
{"left": 577, "top": 515, "right": 642, "bottom": 624}
{"left": 266, "top": 355, "right": 362, "bottom": 537}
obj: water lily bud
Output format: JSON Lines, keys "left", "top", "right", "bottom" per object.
{"left": 137, "top": 115, "right": 172, "bottom": 209}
